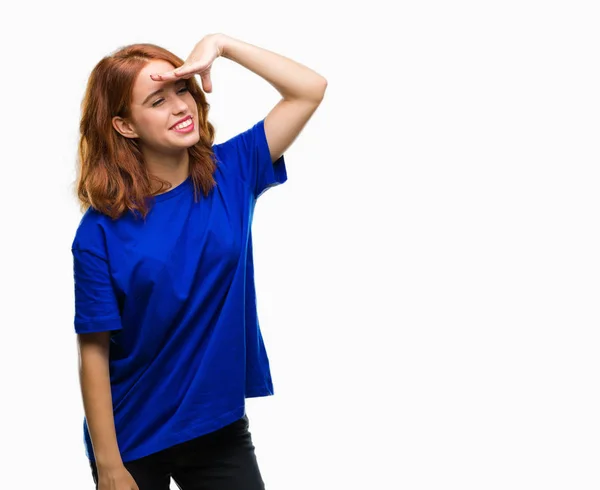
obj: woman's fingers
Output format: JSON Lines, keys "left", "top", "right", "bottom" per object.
{"left": 201, "top": 71, "right": 213, "bottom": 93}
{"left": 150, "top": 65, "right": 189, "bottom": 81}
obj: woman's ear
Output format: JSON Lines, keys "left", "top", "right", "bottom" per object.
{"left": 112, "top": 116, "right": 139, "bottom": 139}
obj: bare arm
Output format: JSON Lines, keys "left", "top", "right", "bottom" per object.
{"left": 218, "top": 33, "right": 327, "bottom": 164}
{"left": 77, "top": 331, "right": 123, "bottom": 469}
{"left": 151, "top": 33, "right": 327, "bottom": 164}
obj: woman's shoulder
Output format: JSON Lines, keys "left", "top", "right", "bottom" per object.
{"left": 71, "top": 206, "right": 117, "bottom": 256}
{"left": 211, "top": 119, "right": 264, "bottom": 155}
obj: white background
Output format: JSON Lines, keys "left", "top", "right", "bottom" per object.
{"left": 1, "top": 1, "right": 599, "bottom": 488}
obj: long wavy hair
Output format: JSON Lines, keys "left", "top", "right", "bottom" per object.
{"left": 75, "top": 43, "right": 217, "bottom": 220}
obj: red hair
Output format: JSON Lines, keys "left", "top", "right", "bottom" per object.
{"left": 75, "top": 43, "right": 217, "bottom": 220}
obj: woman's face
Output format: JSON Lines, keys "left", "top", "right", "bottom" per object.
{"left": 113, "top": 59, "right": 200, "bottom": 153}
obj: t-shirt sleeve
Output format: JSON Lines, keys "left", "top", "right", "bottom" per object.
{"left": 216, "top": 117, "right": 288, "bottom": 199}
{"left": 72, "top": 248, "right": 123, "bottom": 334}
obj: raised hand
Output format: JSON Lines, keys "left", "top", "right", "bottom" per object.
{"left": 149, "top": 34, "right": 225, "bottom": 94}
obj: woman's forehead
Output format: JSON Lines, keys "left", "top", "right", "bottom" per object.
{"left": 133, "top": 60, "right": 178, "bottom": 102}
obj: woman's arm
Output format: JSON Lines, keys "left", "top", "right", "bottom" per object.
{"left": 152, "top": 34, "right": 327, "bottom": 163}
{"left": 77, "top": 332, "right": 123, "bottom": 469}
{"left": 218, "top": 34, "right": 327, "bottom": 103}
{"left": 218, "top": 34, "right": 327, "bottom": 162}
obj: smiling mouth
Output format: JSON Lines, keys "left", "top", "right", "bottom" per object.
{"left": 171, "top": 119, "right": 195, "bottom": 133}
{"left": 170, "top": 115, "right": 193, "bottom": 130}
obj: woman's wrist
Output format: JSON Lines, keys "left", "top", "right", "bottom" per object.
{"left": 200, "top": 33, "right": 230, "bottom": 57}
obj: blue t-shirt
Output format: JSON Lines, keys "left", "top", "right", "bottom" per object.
{"left": 71, "top": 118, "right": 287, "bottom": 463}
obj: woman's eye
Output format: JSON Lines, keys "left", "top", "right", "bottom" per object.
{"left": 151, "top": 87, "right": 189, "bottom": 107}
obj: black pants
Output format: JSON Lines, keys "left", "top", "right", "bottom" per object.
{"left": 89, "top": 414, "right": 264, "bottom": 490}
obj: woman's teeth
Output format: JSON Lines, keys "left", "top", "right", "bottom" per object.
{"left": 174, "top": 119, "right": 192, "bottom": 130}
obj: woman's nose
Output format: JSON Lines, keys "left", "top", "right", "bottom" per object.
{"left": 172, "top": 98, "right": 189, "bottom": 113}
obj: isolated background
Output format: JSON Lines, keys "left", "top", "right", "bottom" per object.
{"left": 1, "top": 0, "right": 599, "bottom": 488}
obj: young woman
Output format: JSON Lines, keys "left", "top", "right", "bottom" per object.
{"left": 72, "top": 33, "right": 326, "bottom": 490}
